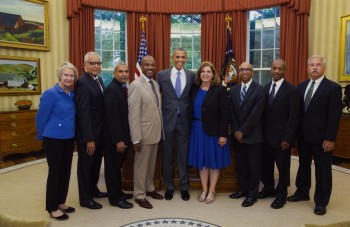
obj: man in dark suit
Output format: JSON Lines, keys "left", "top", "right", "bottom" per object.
{"left": 128, "top": 56, "right": 164, "bottom": 209}
{"left": 75, "top": 51, "right": 107, "bottom": 209}
{"left": 287, "top": 55, "right": 343, "bottom": 215}
{"left": 259, "top": 59, "right": 299, "bottom": 209}
{"left": 103, "top": 62, "right": 133, "bottom": 209}
{"left": 156, "top": 48, "right": 195, "bottom": 201}
{"left": 228, "top": 62, "right": 265, "bottom": 207}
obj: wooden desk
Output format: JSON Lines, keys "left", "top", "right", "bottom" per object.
{"left": 334, "top": 114, "right": 350, "bottom": 159}
{"left": 0, "top": 110, "right": 42, "bottom": 162}
{"left": 121, "top": 139, "right": 238, "bottom": 192}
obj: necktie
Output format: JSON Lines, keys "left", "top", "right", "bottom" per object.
{"left": 122, "top": 84, "right": 128, "bottom": 95}
{"left": 304, "top": 80, "right": 315, "bottom": 110}
{"left": 149, "top": 80, "right": 159, "bottom": 106}
{"left": 175, "top": 71, "right": 181, "bottom": 98}
{"left": 268, "top": 83, "right": 276, "bottom": 107}
{"left": 95, "top": 78, "right": 103, "bottom": 93}
{"left": 240, "top": 85, "right": 247, "bottom": 104}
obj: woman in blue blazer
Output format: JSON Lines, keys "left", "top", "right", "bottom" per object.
{"left": 188, "top": 61, "right": 230, "bottom": 204}
{"left": 36, "top": 62, "right": 77, "bottom": 220}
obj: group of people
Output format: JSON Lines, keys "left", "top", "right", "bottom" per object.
{"left": 35, "top": 49, "right": 342, "bottom": 221}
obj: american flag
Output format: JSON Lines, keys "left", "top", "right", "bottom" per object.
{"left": 220, "top": 26, "right": 237, "bottom": 87}
{"left": 135, "top": 31, "right": 149, "bottom": 79}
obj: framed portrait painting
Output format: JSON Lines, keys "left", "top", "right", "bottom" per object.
{"left": 0, "top": 55, "right": 41, "bottom": 96}
{"left": 0, "top": 0, "right": 50, "bottom": 51}
{"left": 339, "top": 15, "right": 350, "bottom": 81}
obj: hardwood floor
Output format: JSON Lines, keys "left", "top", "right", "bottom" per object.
{"left": 0, "top": 150, "right": 349, "bottom": 170}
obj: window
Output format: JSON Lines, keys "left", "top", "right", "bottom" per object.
{"left": 248, "top": 7, "right": 280, "bottom": 85}
{"left": 94, "top": 10, "right": 126, "bottom": 86}
{"left": 170, "top": 15, "right": 201, "bottom": 71}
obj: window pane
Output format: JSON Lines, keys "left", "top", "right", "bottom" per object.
{"left": 171, "top": 36, "right": 181, "bottom": 51}
{"left": 95, "top": 30, "right": 101, "bottom": 49}
{"left": 193, "top": 52, "right": 201, "bottom": 70}
{"left": 102, "top": 51, "right": 113, "bottom": 69}
{"left": 250, "top": 30, "right": 261, "bottom": 49}
{"left": 185, "top": 52, "right": 192, "bottom": 69}
{"left": 262, "top": 50, "right": 274, "bottom": 68}
{"left": 182, "top": 35, "right": 193, "bottom": 51}
{"left": 193, "top": 35, "right": 201, "bottom": 51}
{"left": 262, "top": 30, "right": 274, "bottom": 49}
{"left": 260, "top": 70, "right": 271, "bottom": 85}
{"left": 275, "top": 49, "right": 280, "bottom": 59}
{"left": 100, "top": 70, "right": 113, "bottom": 87}
{"left": 275, "top": 28, "right": 280, "bottom": 48}
{"left": 250, "top": 50, "right": 261, "bottom": 68}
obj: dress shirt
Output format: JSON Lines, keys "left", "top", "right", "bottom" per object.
{"left": 241, "top": 79, "right": 253, "bottom": 92}
{"left": 171, "top": 67, "right": 186, "bottom": 93}
{"left": 269, "top": 78, "right": 284, "bottom": 96}
{"left": 304, "top": 75, "right": 324, "bottom": 100}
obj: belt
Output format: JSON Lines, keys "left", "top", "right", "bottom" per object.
{"left": 193, "top": 117, "right": 201, "bottom": 121}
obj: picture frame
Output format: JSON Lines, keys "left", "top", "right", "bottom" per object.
{"left": 0, "top": 0, "right": 50, "bottom": 51}
{"left": 0, "top": 55, "right": 41, "bottom": 96}
{"left": 339, "top": 15, "right": 350, "bottom": 81}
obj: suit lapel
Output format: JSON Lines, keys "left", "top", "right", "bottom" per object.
{"left": 164, "top": 72, "right": 177, "bottom": 97}
{"left": 141, "top": 76, "right": 159, "bottom": 105}
{"left": 307, "top": 78, "right": 329, "bottom": 110}
{"left": 85, "top": 73, "right": 104, "bottom": 94}
{"left": 271, "top": 80, "right": 287, "bottom": 107}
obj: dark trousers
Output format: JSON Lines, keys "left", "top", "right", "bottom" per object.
{"left": 77, "top": 142, "right": 103, "bottom": 205}
{"left": 295, "top": 140, "right": 333, "bottom": 207}
{"left": 261, "top": 144, "right": 291, "bottom": 199}
{"left": 234, "top": 142, "right": 261, "bottom": 198}
{"left": 44, "top": 137, "right": 75, "bottom": 212}
{"left": 161, "top": 115, "right": 189, "bottom": 191}
{"left": 104, "top": 143, "right": 127, "bottom": 204}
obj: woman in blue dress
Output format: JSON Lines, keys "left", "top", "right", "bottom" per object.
{"left": 188, "top": 61, "right": 230, "bottom": 204}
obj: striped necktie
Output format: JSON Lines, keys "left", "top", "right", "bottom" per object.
{"left": 304, "top": 80, "right": 315, "bottom": 110}
{"left": 240, "top": 85, "right": 247, "bottom": 104}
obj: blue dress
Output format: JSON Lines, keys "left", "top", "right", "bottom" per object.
{"left": 188, "top": 88, "right": 231, "bottom": 169}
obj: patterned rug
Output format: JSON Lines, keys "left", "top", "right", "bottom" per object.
{"left": 120, "top": 218, "right": 220, "bottom": 227}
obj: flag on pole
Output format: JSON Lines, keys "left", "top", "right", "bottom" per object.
{"left": 135, "top": 31, "right": 149, "bottom": 79}
{"left": 220, "top": 26, "right": 237, "bottom": 87}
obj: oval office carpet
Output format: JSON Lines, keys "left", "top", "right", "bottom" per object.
{"left": 0, "top": 155, "right": 350, "bottom": 227}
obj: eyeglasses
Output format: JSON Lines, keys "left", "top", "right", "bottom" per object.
{"left": 87, "top": 62, "right": 102, "bottom": 66}
{"left": 238, "top": 68, "right": 252, "bottom": 73}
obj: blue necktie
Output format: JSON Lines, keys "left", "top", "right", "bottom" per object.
{"left": 175, "top": 71, "right": 181, "bottom": 98}
{"left": 240, "top": 85, "right": 247, "bottom": 104}
{"left": 175, "top": 71, "right": 181, "bottom": 114}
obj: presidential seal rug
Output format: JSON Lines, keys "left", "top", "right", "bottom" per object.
{"left": 120, "top": 218, "right": 220, "bottom": 227}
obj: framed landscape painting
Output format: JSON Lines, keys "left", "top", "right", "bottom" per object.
{"left": 0, "top": 0, "right": 50, "bottom": 51}
{"left": 0, "top": 55, "right": 41, "bottom": 96}
{"left": 339, "top": 15, "right": 350, "bottom": 81}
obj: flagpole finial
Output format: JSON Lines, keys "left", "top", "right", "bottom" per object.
{"left": 225, "top": 16, "right": 232, "bottom": 28}
{"left": 140, "top": 16, "right": 147, "bottom": 32}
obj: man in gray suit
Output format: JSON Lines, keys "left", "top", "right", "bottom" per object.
{"left": 157, "top": 48, "right": 195, "bottom": 201}
{"left": 128, "top": 55, "right": 164, "bottom": 209}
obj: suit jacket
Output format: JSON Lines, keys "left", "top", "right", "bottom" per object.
{"left": 128, "top": 76, "right": 163, "bottom": 145}
{"left": 104, "top": 78, "right": 130, "bottom": 146}
{"left": 228, "top": 81, "right": 265, "bottom": 144}
{"left": 74, "top": 71, "right": 105, "bottom": 145}
{"left": 263, "top": 80, "right": 299, "bottom": 148}
{"left": 297, "top": 77, "right": 342, "bottom": 144}
{"left": 156, "top": 68, "right": 195, "bottom": 133}
{"left": 190, "top": 84, "right": 229, "bottom": 136}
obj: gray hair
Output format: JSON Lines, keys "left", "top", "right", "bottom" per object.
{"left": 56, "top": 61, "right": 78, "bottom": 81}
{"left": 84, "top": 51, "right": 101, "bottom": 63}
{"left": 113, "top": 61, "right": 128, "bottom": 72}
{"left": 308, "top": 55, "right": 327, "bottom": 66}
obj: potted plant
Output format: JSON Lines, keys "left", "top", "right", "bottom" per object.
{"left": 15, "top": 98, "right": 32, "bottom": 110}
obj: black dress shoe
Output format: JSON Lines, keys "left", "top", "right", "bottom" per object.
{"left": 81, "top": 201, "right": 103, "bottom": 209}
{"left": 164, "top": 190, "right": 174, "bottom": 200}
{"left": 257, "top": 190, "right": 276, "bottom": 199}
{"left": 49, "top": 212, "right": 69, "bottom": 221}
{"left": 229, "top": 192, "right": 247, "bottom": 199}
{"left": 287, "top": 194, "right": 310, "bottom": 202}
{"left": 94, "top": 191, "right": 108, "bottom": 198}
{"left": 314, "top": 206, "right": 326, "bottom": 215}
{"left": 60, "top": 206, "right": 75, "bottom": 213}
{"left": 146, "top": 191, "right": 164, "bottom": 200}
{"left": 242, "top": 197, "right": 257, "bottom": 207}
{"left": 271, "top": 198, "right": 286, "bottom": 209}
{"left": 122, "top": 192, "right": 133, "bottom": 200}
{"left": 111, "top": 200, "right": 133, "bottom": 209}
{"left": 180, "top": 190, "right": 190, "bottom": 201}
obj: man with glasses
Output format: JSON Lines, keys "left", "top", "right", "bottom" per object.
{"left": 228, "top": 62, "right": 265, "bottom": 207}
{"left": 75, "top": 51, "right": 107, "bottom": 209}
